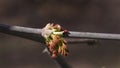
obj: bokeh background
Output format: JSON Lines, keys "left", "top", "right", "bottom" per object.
{"left": 0, "top": 0, "right": 120, "bottom": 68}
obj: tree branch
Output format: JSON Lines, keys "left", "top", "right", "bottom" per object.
{"left": 69, "top": 31, "right": 120, "bottom": 40}
{"left": 1, "top": 24, "right": 120, "bottom": 68}
{"left": 0, "top": 24, "right": 44, "bottom": 42}
{"left": 0, "top": 24, "right": 96, "bottom": 44}
{"left": 0, "top": 24, "right": 72, "bottom": 68}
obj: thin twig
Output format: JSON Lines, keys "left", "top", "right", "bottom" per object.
{"left": 69, "top": 31, "right": 120, "bottom": 40}
{"left": 0, "top": 24, "right": 96, "bottom": 43}
{"left": 3, "top": 24, "right": 120, "bottom": 68}
{"left": 3, "top": 24, "right": 120, "bottom": 41}
{"left": 0, "top": 24, "right": 72, "bottom": 68}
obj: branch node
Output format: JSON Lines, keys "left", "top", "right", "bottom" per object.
{"left": 41, "top": 23, "right": 69, "bottom": 58}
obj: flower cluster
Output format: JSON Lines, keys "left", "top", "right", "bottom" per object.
{"left": 41, "top": 23, "right": 69, "bottom": 58}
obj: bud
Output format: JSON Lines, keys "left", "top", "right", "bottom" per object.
{"left": 58, "top": 47, "right": 61, "bottom": 53}
{"left": 49, "top": 46, "right": 53, "bottom": 52}
{"left": 50, "top": 42, "right": 56, "bottom": 48}
{"left": 53, "top": 24, "right": 59, "bottom": 28}
{"left": 42, "top": 23, "right": 69, "bottom": 58}
{"left": 62, "top": 45, "right": 67, "bottom": 50}
{"left": 54, "top": 35, "right": 60, "bottom": 39}
{"left": 52, "top": 53, "right": 57, "bottom": 58}
{"left": 54, "top": 24, "right": 61, "bottom": 30}
{"left": 53, "top": 50, "right": 57, "bottom": 54}
{"left": 53, "top": 39, "right": 60, "bottom": 45}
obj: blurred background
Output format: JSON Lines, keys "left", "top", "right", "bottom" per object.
{"left": 0, "top": 0, "right": 120, "bottom": 68}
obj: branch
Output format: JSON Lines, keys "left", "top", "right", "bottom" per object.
{"left": 69, "top": 31, "right": 120, "bottom": 40}
{"left": 0, "top": 24, "right": 72, "bottom": 68}
{"left": 0, "top": 24, "right": 45, "bottom": 42}
{"left": 1, "top": 24, "right": 120, "bottom": 68}
{"left": 0, "top": 24, "right": 96, "bottom": 44}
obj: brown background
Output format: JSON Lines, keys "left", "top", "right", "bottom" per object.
{"left": 0, "top": 0, "right": 120, "bottom": 68}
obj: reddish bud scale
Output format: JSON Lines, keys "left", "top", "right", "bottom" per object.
{"left": 64, "top": 29, "right": 69, "bottom": 33}
{"left": 49, "top": 44, "right": 54, "bottom": 49}
{"left": 53, "top": 39, "right": 60, "bottom": 45}
{"left": 53, "top": 50, "right": 57, "bottom": 54}
{"left": 52, "top": 53, "right": 57, "bottom": 58}
{"left": 62, "top": 45, "right": 68, "bottom": 50}
{"left": 58, "top": 45, "right": 61, "bottom": 53}
{"left": 58, "top": 49, "right": 61, "bottom": 54}
{"left": 54, "top": 35, "right": 60, "bottom": 39}
{"left": 49, "top": 46, "right": 53, "bottom": 52}
{"left": 53, "top": 24, "right": 60, "bottom": 29}
{"left": 50, "top": 42, "right": 56, "bottom": 47}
